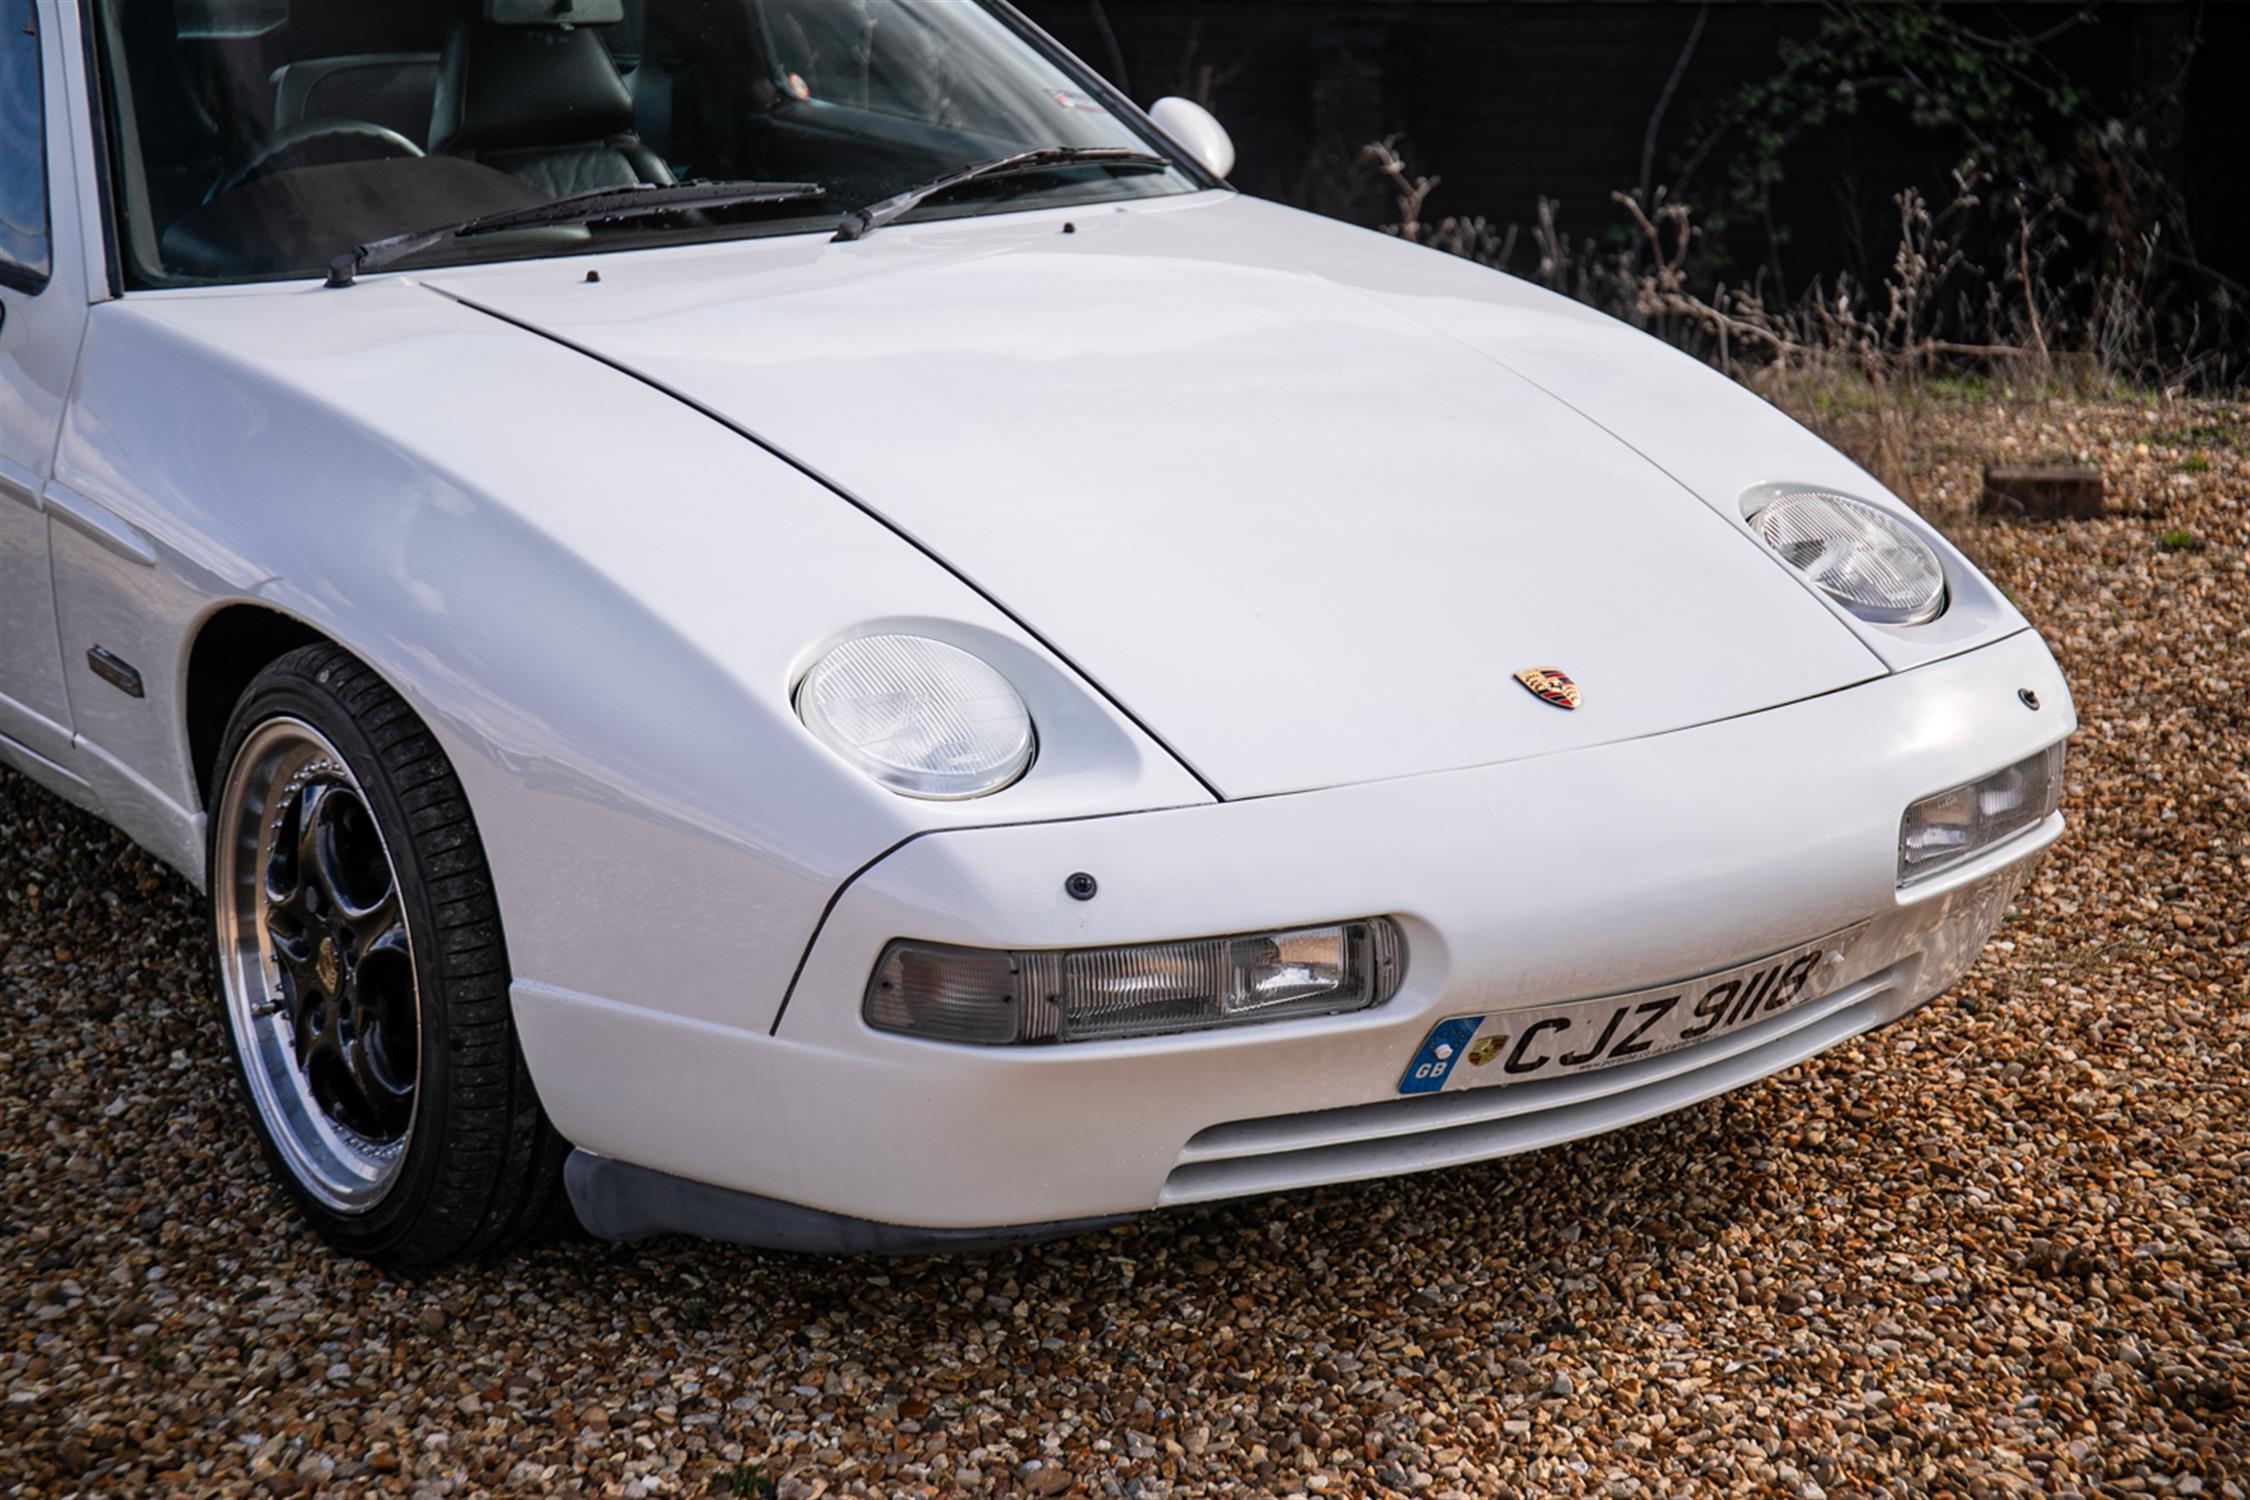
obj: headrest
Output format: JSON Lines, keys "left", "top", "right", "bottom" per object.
{"left": 429, "top": 19, "right": 634, "bottom": 155}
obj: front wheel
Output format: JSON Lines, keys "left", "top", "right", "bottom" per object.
{"left": 207, "top": 645, "right": 572, "bottom": 1265}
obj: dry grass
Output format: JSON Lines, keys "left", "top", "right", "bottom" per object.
{"left": 1361, "top": 139, "right": 2235, "bottom": 505}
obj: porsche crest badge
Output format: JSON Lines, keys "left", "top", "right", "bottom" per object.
{"left": 1514, "top": 667, "right": 1582, "bottom": 711}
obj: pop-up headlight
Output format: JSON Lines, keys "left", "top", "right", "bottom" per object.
{"left": 1754, "top": 490, "right": 1948, "bottom": 625}
{"left": 796, "top": 634, "right": 1034, "bottom": 800}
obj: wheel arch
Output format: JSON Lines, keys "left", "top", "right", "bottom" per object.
{"left": 183, "top": 603, "right": 332, "bottom": 810}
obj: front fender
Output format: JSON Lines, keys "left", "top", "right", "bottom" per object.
{"left": 51, "top": 280, "right": 1209, "bottom": 1032}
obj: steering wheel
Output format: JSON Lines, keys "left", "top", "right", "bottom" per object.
{"left": 208, "top": 121, "right": 426, "bottom": 203}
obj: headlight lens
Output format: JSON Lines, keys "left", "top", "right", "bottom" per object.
{"left": 797, "top": 635, "right": 1034, "bottom": 800}
{"left": 866, "top": 919, "right": 1406, "bottom": 1045}
{"left": 1899, "top": 743, "right": 2065, "bottom": 886}
{"left": 1754, "top": 490, "right": 1948, "bottom": 625}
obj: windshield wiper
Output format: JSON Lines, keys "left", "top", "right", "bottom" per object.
{"left": 832, "top": 148, "right": 1172, "bottom": 242}
{"left": 326, "top": 179, "right": 828, "bottom": 287}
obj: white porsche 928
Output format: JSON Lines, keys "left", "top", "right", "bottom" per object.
{"left": 2, "top": 0, "right": 2072, "bottom": 1265}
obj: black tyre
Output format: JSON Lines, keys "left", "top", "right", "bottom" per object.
{"left": 206, "top": 644, "right": 572, "bottom": 1265}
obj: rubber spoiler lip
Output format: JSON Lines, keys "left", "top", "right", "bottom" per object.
{"left": 564, "top": 1150, "right": 1133, "bottom": 1256}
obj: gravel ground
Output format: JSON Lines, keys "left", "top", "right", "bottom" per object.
{"left": 3, "top": 394, "right": 2246, "bottom": 1498}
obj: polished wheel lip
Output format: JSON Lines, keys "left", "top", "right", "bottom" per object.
{"left": 214, "top": 716, "right": 421, "bottom": 1215}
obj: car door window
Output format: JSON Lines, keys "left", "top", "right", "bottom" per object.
{"left": 0, "top": 0, "right": 49, "bottom": 291}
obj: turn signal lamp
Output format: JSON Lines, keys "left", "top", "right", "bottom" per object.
{"left": 1899, "top": 743, "right": 2065, "bottom": 886}
{"left": 866, "top": 920, "right": 1406, "bottom": 1045}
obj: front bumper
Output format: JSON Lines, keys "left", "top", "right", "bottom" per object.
{"left": 520, "top": 630, "right": 2072, "bottom": 1246}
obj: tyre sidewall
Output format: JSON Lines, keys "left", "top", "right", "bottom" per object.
{"left": 208, "top": 661, "right": 475, "bottom": 1261}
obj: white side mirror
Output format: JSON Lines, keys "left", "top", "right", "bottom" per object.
{"left": 1148, "top": 97, "right": 1235, "bottom": 182}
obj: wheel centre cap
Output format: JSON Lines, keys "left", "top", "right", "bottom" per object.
{"left": 316, "top": 936, "right": 342, "bottom": 993}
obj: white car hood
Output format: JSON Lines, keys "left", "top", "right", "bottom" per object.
{"left": 431, "top": 192, "right": 1885, "bottom": 799}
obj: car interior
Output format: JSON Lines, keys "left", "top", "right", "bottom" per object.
{"left": 94, "top": 0, "right": 1170, "bottom": 285}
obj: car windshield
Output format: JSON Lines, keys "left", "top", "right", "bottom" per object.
{"left": 89, "top": 0, "right": 1199, "bottom": 288}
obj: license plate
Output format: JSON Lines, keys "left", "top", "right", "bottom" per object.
{"left": 1398, "top": 924, "right": 1870, "bottom": 1096}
